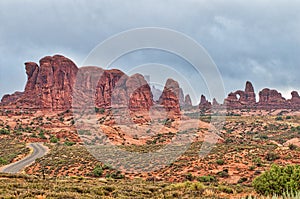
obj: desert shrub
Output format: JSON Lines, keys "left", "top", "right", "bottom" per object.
{"left": 185, "top": 173, "right": 194, "bottom": 181}
{"left": 0, "top": 129, "right": 10, "bottom": 135}
{"left": 238, "top": 177, "right": 248, "bottom": 184}
{"left": 265, "top": 152, "right": 280, "bottom": 161}
{"left": 106, "top": 171, "right": 124, "bottom": 179}
{"left": 289, "top": 144, "right": 297, "bottom": 150}
{"left": 93, "top": 165, "right": 103, "bottom": 177}
{"left": 197, "top": 175, "right": 216, "bottom": 183}
{"left": 275, "top": 116, "right": 283, "bottom": 121}
{"left": 259, "top": 135, "right": 268, "bottom": 140}
{"left": 216, "top": 159, "right": 225, "bottom": 165}
{"left": 286, "top": 116, "right": 292, "bottom": 120}
{"left": 218, "top": 185, "right": 234, "bottom": 194}
{"left": 0, "top": 157, "right": 8, "bottom": 165}
{"left": 249, "top": 165, "right": 256, "bottom": 171}
{"left": 217, "top": 169, "right": 229, "bottom": 178}
{"left": 50, "top": 136, "right": 59, "bottom": 143}
{"left": 64, "top": 141, "right": 75, "bottom": 146}
{"left": 253, "top": 164, "right": 300, "bottom": 196}
{"left": 38, "top": 132, "right": 46, "bottom": 139}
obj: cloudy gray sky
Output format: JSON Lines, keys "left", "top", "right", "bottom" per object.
{"left": 0, "top": 0, "right": 299, "bottom": 104}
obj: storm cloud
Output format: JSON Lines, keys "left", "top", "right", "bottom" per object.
{"left": 0, "top": 0, "right": 299, "bottom": 104}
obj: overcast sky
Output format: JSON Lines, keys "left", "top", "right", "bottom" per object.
{"left": 0, "top": 0, "right": 299, "bottom": 104}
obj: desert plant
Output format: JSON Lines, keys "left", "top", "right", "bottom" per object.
{"left": 0, "top": 129, "right": 10, "bottom": 135}
{"left": 216, "top": 159, "right": 225, "bottom": 165}
{"left": 197, "top": 175, "right": 216, "bottom": 183}
{"left": 265, "top": 152, "right": 279, "bottom": 161}
{"left": 253, "top": 164, "right": 300, "bottom": 196}
{"left": 92, "top": 165, "right": 103, "bottom": 177}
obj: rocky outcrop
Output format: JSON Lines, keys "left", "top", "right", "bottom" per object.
{"left": 257, "top": 88, "right": 286, "bottom": 109}
{"left": 2, "top": 55, "right": 300, "bottom": 112}
{"left": 158, "top": 79, "right": 181, "bottom": 118}
{"left": 199, "top": 95, "right": 211, "bottom": 110}
{"left": 1, "top": 55, "right": 154, "bottom": 112}
{"left": 290, "top": 91, "right": 300, "bottom": 107}
{"left": 1, "top": 55, "right": 78, "bottom": 110}
{"left": 224, "top": 81, "right": 256, "bottom": 109}
{"left": 184, "top": 94, "right": 192, "bottom": 107}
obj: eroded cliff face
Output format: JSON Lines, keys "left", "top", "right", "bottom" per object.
{"left": 1, "top": 55, "right": 78, "bottom": 110}
{"left": 224, "top": 81, "right": 256, "bottom": 109}
{"left": 158, "top": 78, "right": 181, "bottom": 118}
{"left": 1, "top": 55, "right": 155, "bottom": 113}
{"left": 1, "top": 55, "right": 300, "bottom": 112}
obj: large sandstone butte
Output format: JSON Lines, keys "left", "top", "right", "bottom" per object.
{"left": 2, "top": 55, "right": 78, "bottom": 110}
{"left": 158, "top": 78, "right": 181, "bottom": 118}
{"left": 1, "top": 55, "right": 154, "bottom": 112}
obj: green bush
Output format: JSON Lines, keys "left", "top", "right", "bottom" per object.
{"left": 275, "top": 116, "right": 283, "bottom": 121}
{"left": 197, "top": 175, "right": 216, "bottom": 183}
{"left": 216, "top": 159, "right": 225, "bottom": 165}
{"left": 50, "top": 136, "right": 59, "bottom": 143}
{"left": 64, "top": 141, "right": 75, "bottom": 146}
{"left": 0, "top": 157, "right": 8, "bottom": 165}
{"left": 253, "top": 165, "right": 300, "bottom": 196}
{"left": 0, "top": 129, "right": 10, "bottom": 135}
{"left": 93, "top": 165, "right": 103, "bottom": 177}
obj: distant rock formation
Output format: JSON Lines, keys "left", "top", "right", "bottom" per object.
{"left": 224, "top": 81, "right": 300, "bottom": 110}
{"left": 151, "top": 85, "right": 163, "bottom": 101}
{"left": 199, "top": 95, "right": 211, "bottom": 110}
{"left": 158, "top": 78, "right": 181, "bottom": 118}
{"left": 184, "top": 94, "right": 192, "bottom": 107}
{"left": 224, "top": 81, "right": 256, "bottom": 109}
{"left": 1, "top": 55, "right": 300, "bottom": 112}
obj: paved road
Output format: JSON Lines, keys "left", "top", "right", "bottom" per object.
{"left": 0, "top": 143, "right": 48, "bottom": 174}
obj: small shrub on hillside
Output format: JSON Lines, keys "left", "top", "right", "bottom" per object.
{"left": 0, "top": 157, "right": 8, "bottom": 165}
{"left": 218, "top": 185, "right": 234, "bottom": 194}
{"left": 185, "top": 173, "right": 194, "bottom": 181}
{"left": 64, "top": 141, "right": 75, "bottom": 146}
{"left": 0, "top": 129, "right": 10, "bottom": 135}
{"left": 197, "top": 175, "right": 216, "bottom": 183}
{"left": 93, "top": 165, "right": 103, "bottom": 177}
{"left": 265, "top": 152, "right": 280, "bottom": 161}
{"left": 253, "top": 164, "right": 300, "bottom": 196}
{"left": 216, "top": 159, "right": 225, "bottom": 165}
{"left": 50, "top": 136, "right": 59, "bottom": 143}
{"left": 289, "top": 144, "right": 297, "bottom": 150}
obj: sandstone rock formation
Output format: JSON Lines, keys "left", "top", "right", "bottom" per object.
{"left": 199, "top": 95, "right": 211, "bottom": 110}
{"left": 224, "top": 81, "right": 256, "bottom": 109}
{"left": 184, "top": 94, "right": 192, "bottom": 107}
{"left": 257, "top": 88, "right": 287, "bottom": 109}
{"left": 1, "top": 55, "right": 78, "bottom": 110}
{"left": 158, "top": 78, "right": 181, "bottom": 118}
{"left": 2, "top": 55, "right": 300, "bottom": 112}
{"left": 1, "top": 55, "right": 154, "bottom": 113}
